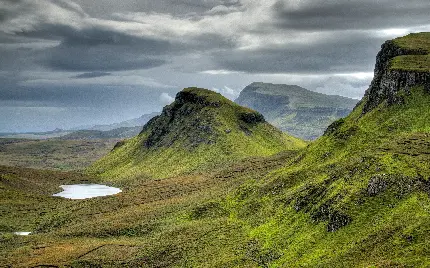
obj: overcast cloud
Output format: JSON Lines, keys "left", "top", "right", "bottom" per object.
{"left": 0, "top": 0, "right": 429, "bottom": 132}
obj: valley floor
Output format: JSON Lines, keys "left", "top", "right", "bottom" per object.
{"left": 0, "top": 151, "right": 296, "bottom": 267}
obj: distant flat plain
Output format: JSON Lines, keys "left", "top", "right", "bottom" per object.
{"left": 0, "top": 138, "right": 119, "bottom": 171}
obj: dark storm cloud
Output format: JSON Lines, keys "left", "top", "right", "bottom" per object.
{"left": 273, "top": 0, "right": 430, "bottom": 31}
{"left": 0, "top": 0, "right": 239, "bottom": 73}
{"left": 0, "top": 0, "right": 172, "bottom": 72}
{"left": 0, "top": 9, "right": 7, "bottom": 22}
{"left": 0, "top": 44, "right": 42, "bottom": 72}
{"left": 72, "top": 72, "right": 111, "bottom": 79}
{"left": 214, "top": 32, "right": 385, "bottom": 73}
{"left": 38, "top": 30, "right": 170, "bottom": 71}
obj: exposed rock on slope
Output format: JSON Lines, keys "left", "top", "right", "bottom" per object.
{"left": 362, "top": 32, "right": 430, "bottom": 113}
{"left": 235, "top": 83, "right": 358, "bottom": 140}
{"left": 90, "top": 87, "right": 306, "bottom": 180}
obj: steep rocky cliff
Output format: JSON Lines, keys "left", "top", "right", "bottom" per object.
{"left": 236, "top": 82, "right": 358, "bottom": 140}
{"left": 362, "top": 33, "right": 430, "bottom": 113}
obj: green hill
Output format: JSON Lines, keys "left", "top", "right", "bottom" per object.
{"left": 215, "top": 32, "right": 430, "bottom": 266}
{"left": 89, "top": 87, "right": 306, "bottom": 181}
{"left": 1, "top": 33, "right": 429, "bottom": 267}
{"left": 235, "top": 83, "right": 358, "bottom": 140}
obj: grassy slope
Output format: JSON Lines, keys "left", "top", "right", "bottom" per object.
{"left": 2, "top": 35, "right": 430, "bottom": 267}
{"left": 391, "top": 32, "right": 430, "bottom": 72}
{"left": 3, "top": 86, "right": 428, "bottom": 267}
{"left": 0, "top": 165, "right": 100, "bottom": 233}
{"left": 0, "top": 151, "right": 301, "bottom": 267}
{"left": 225, "top": 85, "right": 430, "bottom": 267}
{"left": 89, "top": 88, "right": 306, "bottom": 182}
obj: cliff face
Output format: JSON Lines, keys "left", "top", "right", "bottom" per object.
{"left": 236, "top": 82, "right": 358, "bottom": 140}
{"left": 235, "top": 84, "right": 291, "bottom": 114}
{"left": 362, "top": 34, "right": 430, "bottom": 113}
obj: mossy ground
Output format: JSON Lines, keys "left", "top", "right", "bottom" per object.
{"left": 1, "top": 85, "right": 429, "bottom": 267}
{"left": 390, "top": 32, "right": 430, "bottom": 72}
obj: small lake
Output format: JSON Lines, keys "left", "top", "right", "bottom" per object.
{"left": 53, "top": 184, "right": 122, "bottom": 199}
{"left": 14, "top": 232, "right": 31, "bottom": 236}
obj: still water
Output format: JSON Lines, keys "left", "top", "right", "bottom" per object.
{"left": 53, "top": 184, "right": 122, "bottom": 199}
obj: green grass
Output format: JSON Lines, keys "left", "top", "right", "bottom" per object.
{"left": 390, "top": 32, "right": 430, "bottom": 72}
{"left": 2, "top": 87, "right": 429, "bottom": 267}
{"left": 0, "top": 165, "right": 100, "bottom": 233}
{"left": 1, "top": 76, "right": 430, "bottom": 266}
{"left": 390, "top": 55, "right": 430, "bottom": 72}
{"left": 89, "top": 87, "right": 306, "bottom": 181}
{"left": 219, "top": 85, "right": 430, "bottom": 267}
{"left": 393, "top": 32, "right": 430, "bottom": 52}
{"left": 0, "top": 151, "right": 300, "bottom": 267}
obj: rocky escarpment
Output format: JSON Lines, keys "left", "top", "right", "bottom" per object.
{"left": 236, "top": 82, "right": 358, "bottom": 140}
{"left": 235, "top": 84, "right": 291, "bottom": 114}
{"left": 362, "top": 36, "right": 430, "bottom": 113}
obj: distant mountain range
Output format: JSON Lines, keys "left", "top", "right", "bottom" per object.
{"left": 1, "top": 112, "right": 161, "bottom": 140}
{"left": 79, "top": 112, "right": 161, "bottom": 132}
{"left": 235, "top": 82, "right": 359, "bottom": 140}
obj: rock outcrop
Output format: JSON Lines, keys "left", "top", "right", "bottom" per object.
{"left": 362, "top": 34, "right": 430, "bottom": 113}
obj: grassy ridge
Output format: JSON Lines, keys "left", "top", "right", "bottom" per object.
{"left": 89, "top": 88, "right": 306, "bottom": 181}
{"left": 2, "top": 35, "right": 430, "bottom": 267}
{"left": 2, "top": 86, "right": 429, "bottom": 267}
{"left": 391, "top": 32, "right": 430, "bottom": 72}
{"left": 220, "top": 85, "right": 430, "bottom": 266}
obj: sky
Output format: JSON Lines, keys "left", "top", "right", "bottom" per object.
{"left": 1, "top": 0, "right": 429, "bottom": 132}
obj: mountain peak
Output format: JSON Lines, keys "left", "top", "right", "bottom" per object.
{"left": 90, "top": 87, "right": 305, "bottom": 180}
{"left": 174, "top": 87, "right": 227, "bottom": 107}
{"left": 141, "top": 87, "right": 266, "bottom": 149}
